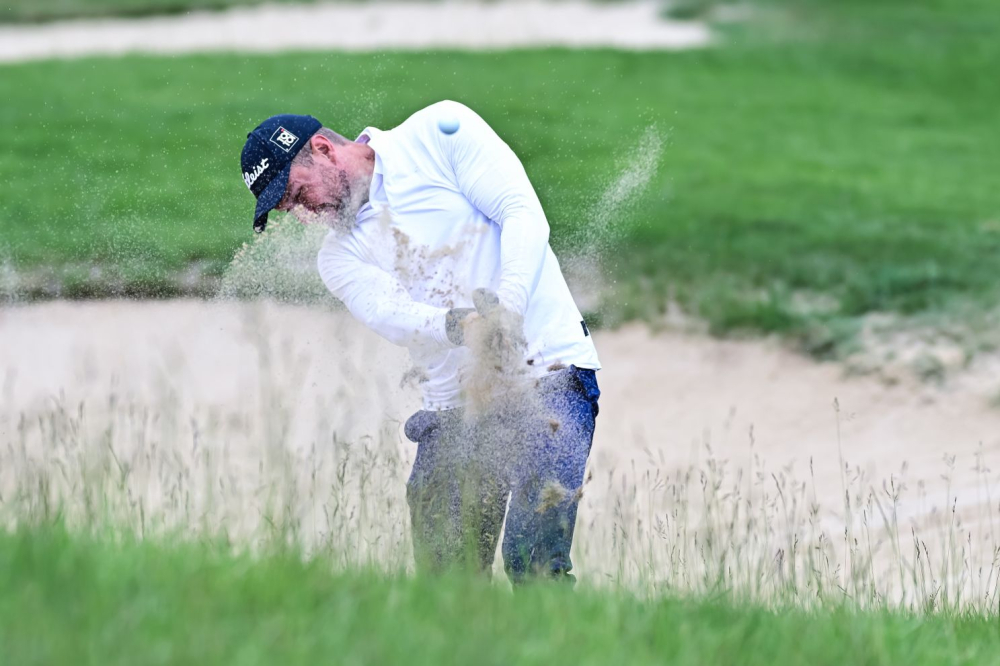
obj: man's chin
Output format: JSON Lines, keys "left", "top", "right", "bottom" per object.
{"left": 325, "top": 188, "right": 370, "bottom": 233}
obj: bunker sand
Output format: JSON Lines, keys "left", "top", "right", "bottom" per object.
{"left": 0, "top": 0, "right": 711, "bottom": 64}
{"left": 3, "top": 300, "right": 999, "bottom": 601}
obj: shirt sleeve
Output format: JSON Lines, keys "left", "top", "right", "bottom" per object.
{"left": 317, "top": 232, "right": 455, "bottom": 350}
{"left": 439, "top": 101, "right": 550, "bottom": 317}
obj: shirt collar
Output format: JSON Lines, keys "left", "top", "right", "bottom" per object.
{"left": 356, "top": 127, "right": 384, "bottom": 176}
{"left": 355, "top": 128, "right": 385, "bottom": 217}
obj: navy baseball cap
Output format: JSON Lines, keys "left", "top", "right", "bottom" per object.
{"left": 241, "top": 114, "right": 323, "bottom": 232}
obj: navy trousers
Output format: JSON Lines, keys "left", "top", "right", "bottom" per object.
{"left": 404, "top": 366, "right": 600, "bottom": 583}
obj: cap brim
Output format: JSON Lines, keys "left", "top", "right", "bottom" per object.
{"left": 252, "top": 162, "right": 292, "bottom": 233}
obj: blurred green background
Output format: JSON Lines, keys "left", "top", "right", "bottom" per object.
{"left": 1, "top": 0, "right": 998, "bottom": 357}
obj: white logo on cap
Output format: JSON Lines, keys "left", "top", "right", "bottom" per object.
{"left": 243, "top": 157, "right": 269, "bottom": 190}
{"left": 270, "top": 127, "right": 299, "bottom": 152}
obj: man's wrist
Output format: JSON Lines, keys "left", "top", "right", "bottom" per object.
{"left": 445, "top": 308, "right": 475, "bottom": 346}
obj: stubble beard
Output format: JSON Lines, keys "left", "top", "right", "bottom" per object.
{"left": 314, "top": 168, "right": 370, "bottom": 234}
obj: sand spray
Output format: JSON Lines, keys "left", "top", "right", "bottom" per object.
{"left": 562, "top": 125, "right": 665, "bottom": 312}
{"left": 215, "top": 124, "right": 665, "bottom": 511}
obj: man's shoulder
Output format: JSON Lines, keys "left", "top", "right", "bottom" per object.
{"left": 394, "top": 100, "right": 486, "bottom": 135}
{"left": 426, "top": 99, "right": 478, "bottom": 117}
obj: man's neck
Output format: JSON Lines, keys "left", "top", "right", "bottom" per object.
{"left": 348, "top": 142, "right": 376, "bottom": 208}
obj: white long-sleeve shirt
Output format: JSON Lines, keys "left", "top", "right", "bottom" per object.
{"left": 317, "top": 100, "right": 600, "bottom": 410}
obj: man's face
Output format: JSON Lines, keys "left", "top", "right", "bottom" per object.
{"left": 274, "top": 139, "right": 365, "bottom": 232}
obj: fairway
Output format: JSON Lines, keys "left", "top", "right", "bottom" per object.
{"left": 2, "top": 0, "right": 999, "bottom": 352}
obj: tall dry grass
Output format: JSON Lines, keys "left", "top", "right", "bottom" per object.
{"left": 5, "top": 394, "right": 999, "bottom": 614}
{"left": 2, "top": 311, "right": 998, "bottom": 614}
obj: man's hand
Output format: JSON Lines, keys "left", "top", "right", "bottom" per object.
{"left": 445, "top": 288, "right": 502, "bottom": 346}
{"left": 471, "top": 288, "right": 500, "bottom": 316}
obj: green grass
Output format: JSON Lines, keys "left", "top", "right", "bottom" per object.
{"left": 2, "top": 524, "right": 998, "bottom": 666}
{"left": 2, "top": 1, "right": 999, "bottom": 351}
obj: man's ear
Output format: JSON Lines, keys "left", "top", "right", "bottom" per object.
{"left": 309, "top": 134, "right": 336, "bottom": 163}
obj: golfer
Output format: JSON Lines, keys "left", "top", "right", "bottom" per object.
{"left": 239, "top": 101, "right": 600, "bottom": 583}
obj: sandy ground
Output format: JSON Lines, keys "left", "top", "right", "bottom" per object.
{"left": 0, "top": 1, "right": 711, "bottom": 63}
{"left": 4, "top": 300, "right": 1000, "bottom": 595}
{"left": 6, "top": 300, "right": 998, "bottom": 492}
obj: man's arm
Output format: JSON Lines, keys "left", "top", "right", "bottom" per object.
{"left": 318, "top": 234, "right": 455, "bottom": 350}
{"left": 440, "top": 101, "right": 550, "bottom": 317}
